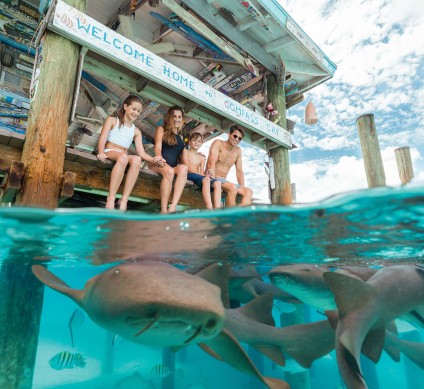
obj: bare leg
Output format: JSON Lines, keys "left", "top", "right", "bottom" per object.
{"left": 212, "top": 181, "right": 222, "bottom": 209}
{"left": 105, "top": 151, "right": 128, "bottom": 209}
{"left": 150, "top": 164, "right": 175, "bottom": 213}
{"left": 201, "top": 176, "right": 213, "bottom": 210}
{"left": 222, "top": 182, "right": 238, "bottom": 207}
{"left": 168, "top": 164, "right": 188, "bottom": 213}
{"left": 238, "top": 186, "right": 253, "bottom": 206}
{"left": 119, "top": 155, "right": 142, "bottom": 211}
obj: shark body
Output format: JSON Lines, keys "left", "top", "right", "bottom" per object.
{"left": 32, "top": 261, "right": 288, "bottom": 389}
{"left": 323, "top": 265, "right": 424, "bottom": 389}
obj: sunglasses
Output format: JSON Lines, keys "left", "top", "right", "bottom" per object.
{"left": 232, "top": 134, "right": 243, "bottom": 141}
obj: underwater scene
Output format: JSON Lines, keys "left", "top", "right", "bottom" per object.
{"left": 0, "top": 185, "right": 423, "bottom": 389}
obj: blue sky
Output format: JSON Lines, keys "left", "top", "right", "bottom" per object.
{"left": 203, "top": 0, "right": 424, "bottom": 203}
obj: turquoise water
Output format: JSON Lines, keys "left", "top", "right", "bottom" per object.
{"left": 0, "top": 185, "right": 423, "bottom": 388}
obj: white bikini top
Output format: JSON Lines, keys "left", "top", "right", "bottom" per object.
{"left": 107, "top": 117, "right": 135, "bottom": 149}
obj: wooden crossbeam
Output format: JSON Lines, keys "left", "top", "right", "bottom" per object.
{"left": 59, "top": 171, "right": 76, "bottom": 204}
{"left": 0, "top": 161, "right": 24, "bottom": 203}
{"left": 0, "top": 144, "right": 203, "bottom": 208}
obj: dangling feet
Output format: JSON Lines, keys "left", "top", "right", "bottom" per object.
{"left": 168, "top": 204, "right": 177, "bottom": 213}
{"left": 105, "top": 196, "right": 115, "bottom": 209}
{"left": 118, "top": 197, "right": 128, "bottom": 211}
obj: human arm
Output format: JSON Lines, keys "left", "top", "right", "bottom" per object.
{"left": 134, "top": 128, "right": 164, "bottom": 165}
{"left": 206, "top": 140, "right": 220, "bottom": 177}
{"left": 97, "top": 116, "right": 115, "bottom": 162}
{"left": 235, "top": 149, "right": 245, "bottom": 186}
{"left": 153, "top": 126, "right": 165, "bottom": 159}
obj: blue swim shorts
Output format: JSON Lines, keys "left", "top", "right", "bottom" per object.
{"left": 187, "top": 173, "right": 218, "bottom": 190}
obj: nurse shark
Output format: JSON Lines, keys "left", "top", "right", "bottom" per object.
{"left": 32, "top": 261, "right": 288, "bottom": 389}
{"left": 323, "top": 265, "right": 424, "bottom": 389}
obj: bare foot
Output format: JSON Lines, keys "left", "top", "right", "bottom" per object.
{"left": 119, "top": 199, "right": 128, "bottom": 211}
{"left": 168, "top": 205, "right": 177, "bottom": 213}
{"left": 106, "top": 196, "right": 115, "bottom": 209}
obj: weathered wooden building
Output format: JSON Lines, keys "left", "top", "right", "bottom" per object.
{"left": 0, "top": 0, "right": 336, "bottom": 209}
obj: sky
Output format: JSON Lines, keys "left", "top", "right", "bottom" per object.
{"left": 202, "top": 0, "right": 424, "bottom": 203}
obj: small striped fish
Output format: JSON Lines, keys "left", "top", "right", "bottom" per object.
{"left": 49, "top": 351, "right": 86, "bottom": 370}
{"left": 150, "top": 364, "right": 171, "bottom": 378}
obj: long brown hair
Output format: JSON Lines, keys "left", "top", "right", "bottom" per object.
{"left": 162, "top": 106, "right": 184, "bottom": 145}
{"left": 116, "top": 95, "right": 142, "bottom": 127}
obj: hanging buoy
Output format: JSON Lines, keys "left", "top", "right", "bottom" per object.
{"left": 305, "top": 101, "right": 318, "bottom": 125}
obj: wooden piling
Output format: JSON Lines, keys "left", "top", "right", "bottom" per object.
{"left": 0, "top": 255, "right": 45, "bottom": 388}
{"left": 394, "top": 146, "right": 414, "bottom": 185}
{"left": 266, "top": 72, "right": 292, "bottom": 205}
{"left": 356, "top": 114, "right": 386, "bottom": 188}
{"left": 16, "top": 0, "right": 87, "bottom": 209}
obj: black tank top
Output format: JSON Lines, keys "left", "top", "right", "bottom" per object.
{"left": 161, "top": 135, "right": 185, "bottom": 168}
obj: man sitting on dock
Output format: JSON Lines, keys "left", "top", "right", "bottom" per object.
{"left": 206, "top": 126, "right": 253, "bottom": 207}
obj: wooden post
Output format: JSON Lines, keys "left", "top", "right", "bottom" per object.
{"left": 0, "top": 252, "right": 45, "bottom": 388}
{"left": 394, "top": 146, "right": 414, "bottom": 185}
{"left": 356, "top": 114, "right": 386, "bottom": 188}
{"left": 16, "top": 0, "right": 87, "bottom": 209}
{"left": 266, "top": 72, "right": 292, "bottom": 205}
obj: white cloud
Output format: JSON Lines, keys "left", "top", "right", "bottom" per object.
{"left": 199, "top": 1, "right": 424, "bottom": 204}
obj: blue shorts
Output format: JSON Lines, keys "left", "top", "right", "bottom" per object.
{"left": 187, "top": 173, "right": 218, "bottom": 190}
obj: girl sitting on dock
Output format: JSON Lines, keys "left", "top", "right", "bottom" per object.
{"left": 149, "top": 106, "right": 188, "bottom": 213}
{"left": 97, "top": 95, "right": 165, "bottom": 210}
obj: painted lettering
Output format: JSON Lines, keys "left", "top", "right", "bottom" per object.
{"left": 103, "top": 32, "right": 111, "bottom": 45}
{"left": 123, "top": 44, "right": 133, "bottom": 56}
{"left": 91, "top": 26, "right": 102, "bottom": 40}
{"left": 76, "top": 18, "right": 90, "bottom": 33}
{"left": 113, "top": 38, "right": 121, "bottom": 50}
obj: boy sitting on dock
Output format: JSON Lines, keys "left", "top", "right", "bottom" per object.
{"left": 181, "top": 132, "right": 222, "bottom": 209}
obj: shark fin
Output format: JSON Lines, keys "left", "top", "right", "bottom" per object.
{"left": 236, "top": 293, "right": 275, "bottom": 326}
{"left": 323, "top": 271, "right": 373, "bottom": 318}
{"left": 361, "top": 326, "right": 386, "bottom": 363}
{"left": 198, "top": 343, "right": 224, "bottom": 361}
{"left": 383, "top": 338, "right": 401, "bottom": 362}
{"left": 32, "top": 265, "right": 84, "bottom": 305}
{"left": 195, "top": 263, "right": 231, "bottom": 308}
{"left": 203, "top": 329, "right": 290, "bottom": 389}
{"left": 324, "top": 310, "right": 339, "bottom": 329}
{"left": 252, "top": 344, "right": 286, "bottom": 366}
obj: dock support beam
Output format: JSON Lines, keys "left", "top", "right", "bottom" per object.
{"left": 16, "top": 0, "right": 87, "bottom": 209}
{"left": 0, "top": 253, "right": 45, "bottom": 388}
{"left": 356, "top": 114, "right": 386, "bottom": 188}
{"left": 394, "top": 146, "right": 414, "bottom": 185}
{"left": 267, "top": 73, "right": 292, "bottom": 204}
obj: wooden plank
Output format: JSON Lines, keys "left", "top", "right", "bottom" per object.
{"left": 59, "top": 171, "right": 76, "bottom": 203}
{"left": 179, "top": 0, "right": 276, "bottom": 72}
{"left": 0, "top": 129, "right": 12, "bottom": 146}
{"left": 0, "top": 161, "right": 24, "bottom": 202}
{"left": 162, "top": 0, "right": 249, "bottom": 70}
{"left": 0, "top": 144, "right": 202, "bottom": 207}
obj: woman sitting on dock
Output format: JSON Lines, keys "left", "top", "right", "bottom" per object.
{"left": 149, "top": 106, "right": 188, "bottom": 213}
{"left": 97, "top": 95, "right": 165, "bottom": 210}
